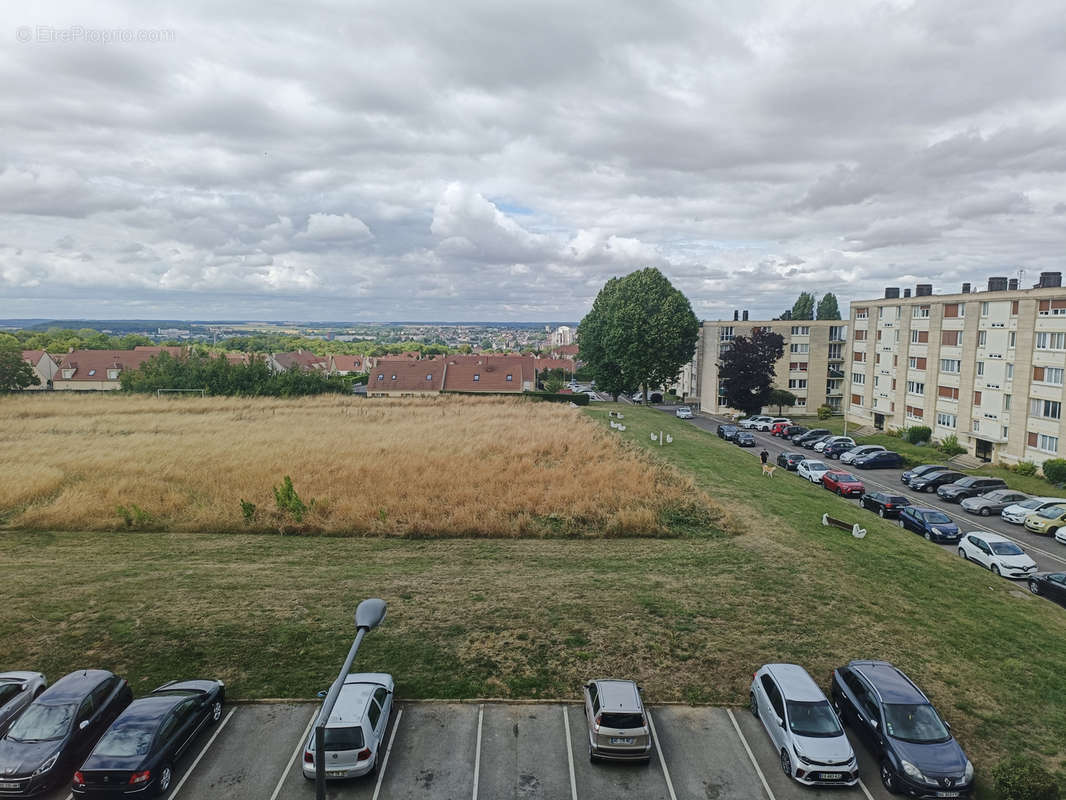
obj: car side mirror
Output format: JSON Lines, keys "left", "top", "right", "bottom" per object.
{"left": 79, "top": 720, "right": 90, "bottom": 731}
{"left": 777, "top": 716, "right": 785, "bottom": 729}
{"left": 870, "top": 719, "right": 878, "bottom": 730}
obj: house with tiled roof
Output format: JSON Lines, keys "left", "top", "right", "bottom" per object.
{"left": 133, "top": 346, "right": 186, "bottom": 358}
{"left": 441, "top": 356, "right": 534, "bottom": 393}
{"left": 367, "top": 359, "right": 445, "bottom": 397}
{"left": 267, "top": 350, "right": 328, "bottom": 373}
{"left": 21, "top": 350, "right": 60, "bottom": 390}
{"left": 52, "top": 350, "right": 160, "bottom": 391}
{"left": 329, "top": 354, "right": 367, "bottom": 375}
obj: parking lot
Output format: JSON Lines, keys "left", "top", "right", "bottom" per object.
{"left": 31, "top": 701, "right": 894, "bottom": 800}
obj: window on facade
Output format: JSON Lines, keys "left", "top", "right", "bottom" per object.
{"left": 976, "top": 361, "right": 984, "bottom": 376}
{"left": 88, "top": 369, "right": 96, "bottom": 376}
{"left": 1008, "top": 331, "right": 1016, "bottom": 348}
{"left": 973, "top": 391, "right": 982, "bottom": 406}
{"left": 940, "top": 359, "right": 961, "bottom": 373}
{"left": 944, "top": 303, "right": 959, "bottom": 318}
{"left": 908, "top": 356, "right": 927, "bottom": 370}
{"left": 977, "top": 331, "right": 987, "bottom": 347}
{"left": 505, "top": 374, "right": 513, "bottom": 381}
{"left": 719, "top": 326, "right": 734, "bottom": 341}
{"left": 795, "top": 397, "right": 807, "bottom": 406}
{"left": 906, "top": 405, "right": 924, "bottom": 419}
{"left": 853, "top": 351, "right": 865, "bottom": 362}
{"left": 391, "top": 374, "right": 397, "bottom": 380}
{"left": 791, "top": 326, "right": 810, "bottom": 335}
{"left": 1012, "top": 300, "right": 1019, "bottom": 315}
{"left": 1046, "top": 367, "right": 1065, "bottom": 386}
{"left": 473, "top": 374, "right": 479, "bottom": 381}
{"left": 855, "top": 308, "right": 868, "bottom": 319}
{"left": 938, "top": 385, "right": 960, "bottom": 400}
{"left": 1036, "top": 332, "right": 1066, "bottom": 350}
{"left": 1030, "top": 398, "right": 1062, "bottom": 420}
{"left": 907, "top": 381, "right": 925, "bottom": 395}
{"left": 1006, "top": 362, "right": 1014, "bottom": 379}
{"left": 851, "top": 393, "right": 862, "bottom": 405}
{"left": 941, "top": 330, "right": 961, "bottom": 346}
{"left": 788, "top": 379, "right": 807, "bottom": 389}
{"left": 789, "top": 361, "right": 808, "bottom": 371}
{"left": 790, "top": 343, "right": 809, "bottom": 353}
{"left": 973, "top": 419, "right": 981, "bottom": 432}
{"left": 426, "top": 374, "right": 434, "bottom": 381}
{"left": 936, "top": 412, "right": 957, "bottom": 428}
{"left": 852, "top": 372, "right": 865, "bottom": 385}
{"left": 1040, "top": 434, "right": 1059, "bottom": 453}
{"left": 377, "top": 374, "right": 384, "bottom": 380}
{"left": 913, "top": 305, "right": 930, "bottom": 318}
{"left": 981, "top": 302, "right": 990, "bottom": 316}
{"left": 1004, "top": 393, "right": 1011, "bottom": 410}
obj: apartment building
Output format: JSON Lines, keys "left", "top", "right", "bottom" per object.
{"left": 696, "top": 315, "right": 849, "bottom": 414}
{"left": 845, "top": 273, "right": 1066, "bottom": 466}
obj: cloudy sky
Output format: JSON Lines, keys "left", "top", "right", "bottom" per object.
{"left": 2, "top": 0, "right": 1065, "bottom": 322}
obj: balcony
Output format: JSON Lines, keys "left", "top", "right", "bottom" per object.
{"left": 827, "top": 367, "right": 844, "bottom": 379}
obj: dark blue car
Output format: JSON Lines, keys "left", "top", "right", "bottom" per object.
{"left": 831, "top": 660, "right": 972, "bottom": 797}
{"left": 897, "top": 506, "right": 960, "bottom": 542}
{"left": 852, "top": 450, "right": 904, "bottom": 469}
{"left": 72, "top": 679, "right": 225, "bottom": 798}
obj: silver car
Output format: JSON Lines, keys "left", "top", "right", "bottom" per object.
{"left": 839, "top": 445, "right": 885, "bottom": 465}
{"left": 960, "top": 489, "right": 1030, "bottom": 516}
{"left": 750, "top": 664, "right": 858, "bottom": 786}
{"left": 583, "top": 679, "right": 651, "bottom": 762}
{"left": 0, "top": 672, "right": 46, "bottom": 737}
{"left": 302, "top": 673, "right": 394, "bottom": 780}
{"left": 1001, "top": 497, "right": 1066, "bottom": 524}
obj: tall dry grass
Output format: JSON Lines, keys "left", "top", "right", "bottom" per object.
{"left": 0, "top": 394, "right": 724, "bottom": 537}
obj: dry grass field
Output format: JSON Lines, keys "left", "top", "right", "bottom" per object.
{"left": 0, "top": 394, "right": 723, "bottom": 537}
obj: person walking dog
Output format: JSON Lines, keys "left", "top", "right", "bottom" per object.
{"left": 760, "top": 449, "right": 769, "bottom": 465}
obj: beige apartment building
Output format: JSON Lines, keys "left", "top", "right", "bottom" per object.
{"left": 845, "top": 274, "right": 1066, "bottom": 466}
{"left": 695, "top": 317, "right": 849, "bottom": 415}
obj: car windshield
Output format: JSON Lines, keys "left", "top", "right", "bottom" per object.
{"left": 955, "top": 477, "right": 977, "bottom": 487}
{"left": 1017, "top": 499, "right": 1043, "bottom": 509}
{"left": 1038, "top": 505, "right": 1066, "bottom": 519}
{"left": 990, "top": 541, "right": 1024, "bottom": 556}
{"left": 806, "top": 461, "right": 826, "bottom": 470}
{"left": 599, "top": 712, "right": 644, "bottom": 729}
{"left": 835, "top": 473, "right": 859, "bottom": 482}
{"left": 92, "top": 720, "right": 156, "bottom": 757}
{"left": 7, "top": 703, "right": 75, "bottom": 741}
{"left": 786, "top": 700, "right": 843, "bottom": 738}
{"left": 924, "top": 511, "right": 951, "bottom": 524}
{"left": 883, "top": 703, "right": 951, "bottom": 744}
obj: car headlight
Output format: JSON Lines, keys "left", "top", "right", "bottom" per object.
{"left": 32, "top": 753, "right": 59, "bottom": 777}
{"left": 931, "top": 526, "right": 943, "bottom": 535}
{"left": 793, "top": 745, "right": 812, "bottom": 765}
{"left": 901, "top": 759, "right": 934, "bottom": 785}
{"left": 963, "top": 760, "right": 973, "bottom": 781}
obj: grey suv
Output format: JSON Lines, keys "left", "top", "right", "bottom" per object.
{"left": 582, "top": 679, "right": 651, "bottom": 762}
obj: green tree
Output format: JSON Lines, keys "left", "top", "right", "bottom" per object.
{"left": 791, "top": 292, "right": 815, "bottom": 320}
{"left": 0, "top": 341, "right": 40, "bottom": 392}
{"left": 579, "top": 268, "right": 699, "bottom": 402}
{"left": 718, "top": 328, "right": 786, "bottom": 415}
{"left": 816, "top": 293, "right": 841, "bottom": 320}
{"left": 543, "top": 376, "right": 565, "bottom": 393}
{"left": 767, "top": 388, "right": 797, "bottom": 415}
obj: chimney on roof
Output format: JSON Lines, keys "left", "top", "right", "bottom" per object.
{"left": 961, "top": 282, "right": 971, "bottom": 294}
{"left": 987, "top": 276, "right": 1009, "bottom": 292}
{"left": 903, "top": 288, "right": 911, "bottom": 298}
{"left": 733, "top": 309, "right": 739, "bottom": 321}
{"left": 915, "top": 283, "right": 933, "bottom": 297}
{"left": 1039, "top": 271, "right": 1062, "bottom": 288}
{"left": 884, "top": 287, "right": 900, "bottom": 299}
{"left": 742, "top": 310, "right": 749, "bottom": 321}
{"left": 1008, "top": 278, "right": 1019, "bottom": 291}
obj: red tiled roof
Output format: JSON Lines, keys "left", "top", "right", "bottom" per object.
{"left": 533, "top": 357, "right": 576, "bottom": 372}
{"left": 551, "top": 344, "right": 579, "bottom": 357}
{"left": 273, "top": 351, "right": 328, "bottom": 371}
{"left": 442, "top": 356, "right": 531, "bottom": 393}
{"left": 21, "top": 350, "right": 46, "bottom": 364}
{"left": 133, "top": 346, "right": 185, "bottom": 357}
{"left": 54, "top": 350, "right": 157, "bottom": 382}
{"left": 330, "top": 354, "right": 365, "bottom": 372}
{"left": 369, "top": 360, "right": 444, "bottom": 392}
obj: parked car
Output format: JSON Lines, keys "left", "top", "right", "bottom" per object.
{"left": 1028, "top": 572, "right": 1066, "bottom": 607}
{"left": 302, "top": 673, "right": 395, "bottom": 780}
{"left": 756, "top": 417, "right": 791, "bottom": 432}
{"left": 0, "top": 670, "right": 132, "bottom": 797}
{"left": 735, "top": 432, "right": 757, "bottom": 447}
{"left": 852, "top": 450, "right": 904, "bottom": 469}
{"left": 770, "top": 421, "right": 793, "bottom": 436}
{"left": 0, "top": 673, "right": 47, "bottom": 738}
{"left": 749, "top": 664, "right": 857, "bottom": 787}
{"left": 859, "top": 491, "right": 911, "bottom": 518}
{"left": 779, "top": 424, "right": 808, "bottom": 439}
{"left": 830, "top": 660, "right": 973, "bottom": 797}
{"left": 740, "top": 415, "right": 772, "bottom": 429}
{"left": 814, "top": 436, "right": 853, "bottom": 455}
{"left": 822, "top": 471, "right": 865, "bottom": 498}
{"left": 1056, "top": 528, "right": 1066, "bottom": 546}
{"left": 797, "top": 460, "right": 830, "bottom": 484}
{"left": 1001, "top": 497, "right": 1066, "bottom": 524}
{"left": 582, "top": 679, "right": 651, "bottom": 762}
{"left": 717, "top": 424, "right": 739, "bottom": 441}
{"left": 822, "top": 438, "right": 858, "bottom": 459}
{"left": 792, "top": 428, "right": 830, "bottom": 445}
{"left": 675, "top": 406, "right": 693, "bottom": 419}
{"left": 803, "top": 435, "right": 835, "bottom": 451}
{"left": 1023, "top": 504, "right": 1066, "bottom": 536}
{"left": 898, "top": 506, "right": 960, "bottom": 542}
{"left": 909, "top": 470, "right": 966, "bottom": 493}
{"left": 960, "top": 489, "right": 1030, "bottom": 516}
{"left": 957, "top": 533, "right": 1037, "bottom": 579}
{"left": 901, "top": 464, "right": 948, "bottom": 487}
{"left": 72, "top": 679, "right": 225, "bottom": 798}
{"left": 936, "top": 476, "right": 1008, "bottom": 503}
{"left": 776, "top": 452, "right": 806, "bottom": 471}
{"left": 840, "top": 445, "right": 885, "bottom": 465}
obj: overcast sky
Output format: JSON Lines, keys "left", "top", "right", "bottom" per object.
{"left": 2, "top": 0, "right": 1065, "bottom": 322}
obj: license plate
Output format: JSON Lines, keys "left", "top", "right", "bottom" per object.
{"left": 327, "top": 770, "right": 348, "bottom": 777}
{"left": 0, "top": 784, "right": 21, "bottom": 790}
{"left": 936, "top": 793, "right": 959, "bottom": 798}
{"left": 820, "top": 773, "right": 843, "bottom": 780}
{"left": 609, "top": 737, "right": 634, "bottom": 745}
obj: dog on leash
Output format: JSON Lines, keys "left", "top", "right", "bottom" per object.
{"left": 761, "top": 464, "right": 776, "bottom": 478}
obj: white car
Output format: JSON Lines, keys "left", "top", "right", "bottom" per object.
{"left": 756, "top": 417, "right": 791, "bottom": 432}
{"left": 740, "top": 415, "right": 771, "bottom": 429}
{"left": 750, "top": 664, "right": 858, "bottom": 787}
{"left": 814, "top": 436, "right": 851, "bottom": 454}
{"left": 797, "top": 460, "right": 830, "bottom": 484}
{"left": 303, "top": 673, "right": 394, "bottom": 780}
{"left": 1001, "top": 497, "right": 1066, "bottom": 524}
{"left": 1056, "top": 528, "right": 1066, "bottom": 545}
{"left": 957, "top": 532, "right": 1038, "bottom": 579}
{"left": 839, "top": 445, "right": 885, "bottom": 465}
{"left": 675, "top": 406, "right": 694, "bottom": 419}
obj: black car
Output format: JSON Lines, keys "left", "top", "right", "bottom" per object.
{"left": 802, "top": 434, "right": 834, "bottom": 450}
{"left": 1028, "top": 572, "right": 1066, "bottom": 608}
{"left": 901, "top": 464, "right": 948, "bottom": 486}
{"left": 909, "top": 470, "right": 965, "bottom": 493}
{"left": 831, "top": 660, "right": 973, "bottom": 797}
{"left": 936, "top": 476, "right": 1008, "bottom": 503}
{"left": 792, "top": 428, "right": 829, "bottom": 445}
{"left": 822, "top": 438, "right": 858, "bottom": 459}
{"left": 852, "top": 450, "right": 904, "bottom": 469}
{"left": 860, "top": 491, "right": 911, "bottom": 518}
{"left": 72, "top": 680, "right": 225, "bottom": 798}
{"left": 897, "top": 506, "right": 960, "bottom": 542}
{"left": 778, "top": 425, "right": 808, "bottom": 439}
{"left": 734, "top": 431, "right": 756, "bottom": 447}
{"left": 776, "top": 451, "right": 805, "bottom": 471}
{"left": 0, "top": 670, "right": 132, "bottom": 797}
{"left": 717, "top": 424, "right": 738, "bottom": 441}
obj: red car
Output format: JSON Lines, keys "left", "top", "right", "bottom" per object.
{"left": 822, "top": 470, "right": 865, "bottom": 497}
{"left": 771, "top": 421, "right": 791, "bottom": 436}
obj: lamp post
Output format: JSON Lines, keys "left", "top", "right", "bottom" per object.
{"left": 314, "top": 598, "right": 387, "bottom": 800}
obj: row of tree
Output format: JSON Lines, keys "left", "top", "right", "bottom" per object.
{"left": 119, "top": 353, "right": 357, "bottom": 396}
{"left": 786, "top": 292, "right": 840, "bottom": 320}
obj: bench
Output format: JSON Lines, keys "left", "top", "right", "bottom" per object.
{"left": 822, "top": 513, "right": 867, "bottom": 539}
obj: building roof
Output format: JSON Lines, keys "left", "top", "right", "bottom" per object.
{"left": 369, "top": 359, "right": 444, "bottom": 392}
{"left": 533, "top": 357, "right": 576, "bottom": 372}
{"left": 551, "top": 344, "right": 579, "bottom": 357}
{"left": 273, "top": 351, "right": 328, "bottom": 371}
{"left": 330, "top": 354, "right": 366, "bottom": 372}
{"left": 54, "top": 349, "right": 159, "bottom": 381}
{"left": 133, "top": 346, "right": 185, "bottom": 357}
{"left": 442, "top": 356, "right": 530, "bottom": 392}
{"left": 21, "top": 350, "right": 48, "bottom": 364}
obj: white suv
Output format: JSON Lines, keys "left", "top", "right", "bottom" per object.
{"left": 757, "top": 417, "right": 791, "bottom": 432}
{"left": 740, "top": 415, "right": 771, "bottom": 429}
{"left": 303, "top": 673, "right": 394, "bottom": 780}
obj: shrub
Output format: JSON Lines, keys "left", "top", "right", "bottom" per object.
{"left": 273, "top": 476, "right": 308, "bottom": 522}
{"left": 1041, "top": 458, "right": 1066, "bottom": 485}
{"left": 884, "top": 427, "right": 904, "bottom": 438}
{"left": 1015, "top": 461, "right": 1038, "bottom": 477}
{"left": 816, "top": 405, "right": 832, "bottom": 420}
{"left": 937, "top": 434, "right": 966, "bottom": 456}
{"left": 906, "top": 425, "right": 932, "bottom": 445}
{"left": 116, "top": 504, "right": 152, "bottom": 529}
{"left": 239, "top": 499, "right": 257, "bottom": 524}
{"left": 992, "top": 755, "right": 1061, "bottom": 800}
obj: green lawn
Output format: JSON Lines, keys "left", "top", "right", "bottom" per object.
{"left": 2, "top": 404, "right": 1065, "bottom": 789}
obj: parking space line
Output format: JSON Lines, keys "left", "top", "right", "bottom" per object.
{"left": 645, "top": 709, "right": 677, "bottom": 800}
{"left": 471, "top": 703, "right": 484, "bottom": 800}
{"left": 169, "top": 707, "right": 236, "bottom": 799}
{"left": 370, "top": 706, "right": 403, "bottom": 800}
{"left": 726, "top": 708, "right": 776, "bottom": 800}
{"left": 268, "top": 708, "right": 317, "bottom": 800}
{"left": 858, "top": 777, "right": 877, "bottom": 800}
{"left": 561, "top": 705, "right": 578, "bottom": 800}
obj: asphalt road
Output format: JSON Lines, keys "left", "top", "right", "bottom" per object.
{"left": 667, "top": 407, "right": 1066, "bottom": 578}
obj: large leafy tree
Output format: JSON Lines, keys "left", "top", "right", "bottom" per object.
{"left": 579, "top": 268, "right": 699, "bottom": 401}
{"left": 718, "top": 328, "right": 785, "bottom": 415}
{"left": 0, "top": 339, "right": 40, "bottom": 392}
{"left": 817, "top": 293, "right": 841, "bottom": 320}
{"left": 791, "top": 292, "right": 815, "bottom": 320}
{"left": 767, "top": 388, "right": 797, "bottom": 415}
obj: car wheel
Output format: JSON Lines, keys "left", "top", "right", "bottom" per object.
{"left": 924, "top": 531, "right": 932, "bottom": 541}
{"left": 210, "top": 699, "right": 223, "bottom": 723}
{"left": 878, "top": 508, "right": 886, "bottom": 518}
{"left": 898, "top": 519, "right": 905, "bottom": 528}
{"left": 958, "top": 548, "right": 967, "bottom": 559}
{"left": 750, "top": 692, "right": 758, "bottom": 717}
{"left": 157, "top": 763, "right": 173, "bottom": 796}
{"left": 588, "top": 740, "right": 597, "bottom": 763}
{"left": 880, "top": 761, "right": 900, "bottom": 795}
{"left": 368, "top": 748, "right": 380, "bottom": 776}
{"left": 1029, "top": 580, "right": 1041, "bottom": 595}
{"left": 836, "top": 488, "right": 843, "bottom": 496}
{"left": 981, "top": 508, "right": 991, "bottom": 517}
{"left": 780, "top": 749, "right": 792, "bottom": 777}
{"left": 992, "top": 564, "right": 1001, "bottom": 577}
{"left": 1050, "top": 527, "right": 1059, "bottom": 537}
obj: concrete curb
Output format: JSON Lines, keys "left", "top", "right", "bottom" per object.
{"left": 228, "top": 697, "right": 743, "bottom": 708}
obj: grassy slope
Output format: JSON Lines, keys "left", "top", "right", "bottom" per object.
{"left": 1, "top": 404, "right": 1064, "bottom": 783}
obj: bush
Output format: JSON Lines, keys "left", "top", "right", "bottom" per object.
{"left": 816, "top": 405, "right": 832, "bottom": 420}
{"left": 273, "top": 476, "right": 308, "bottom": 522}
{"left": 1041, "top": 459, "right": 1066, "bottom": 485}
{"left": 884, "top": 427, "right": 904, "bottom": 438}
{"left": 938, "top": 434, "right": 966, "bottom": 456}
{"left": 116, "top": 504, "right": 152, "bottom": 529}
{"left": 992, "top": 755, "right": 1061, "bottom": 800}
{"left": 906, "top": 425, "right": 932, "bottom": 445}
{"left": 1015, "top": 461, "right": 1038, "bottom": 477}
{"left": 240, "top": 499, "right": 257, "bottom": 524}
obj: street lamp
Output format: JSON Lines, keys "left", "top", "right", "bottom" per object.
{"left": 314, "top": 598, "right": 387, "bottom": 800}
